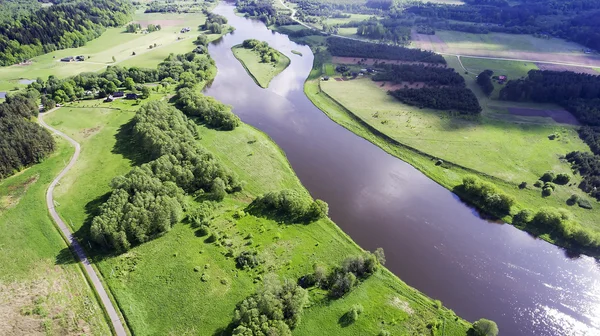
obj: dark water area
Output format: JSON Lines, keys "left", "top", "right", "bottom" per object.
{"left": 204, "top": 3, "right": 600, "bottom": 335}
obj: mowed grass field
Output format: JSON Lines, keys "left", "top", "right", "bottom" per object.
{"left": 0, "top": 138, "right": 111, "bottom": 335}
{"left": 311, "top": 53, "right": 600, "bottom": 236}
{"left": 232, "top": 45, "right": 291, "bottom": 88}
{"left": 44, "top": 101, "right": 471, "bottom": 335}
{"left": 0, "top": 10, "right": 211, "bottom": 91}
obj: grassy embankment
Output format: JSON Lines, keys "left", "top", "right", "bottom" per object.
{"left": 0, "top": 138, "right": 111, "bottom": 335}
{"left": 44, "top": 94, "right": 471, "bottom": 335}
{"left": 232, "top": 44, "right": 291, "bottom": 88}
{"left": 305, "top": 47, "right": 600, "bottom": 252}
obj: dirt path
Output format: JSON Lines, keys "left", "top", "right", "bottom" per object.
{"left": 38, "top": 108, "right": 127, "bottom": 336}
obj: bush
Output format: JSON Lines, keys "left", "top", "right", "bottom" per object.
{"left": 533, "top": 180, "right": 543, "bottom": 188}
{"left": 249, "top": 189, "right": 329, "bottom": 223}
{"left": 578, "top": 198, "right": 593, "bottom": 209}
{"left": 513, "top": 209, "right": 533, "bottom": 226}
{"left": 236, "top": 250, "right": 262, "bottom": 269}
{"left": 567, "top": 194, "right": 580, "bottom": 206}
{"left": 554, "top": 173, "right": 571, "bottom": 185}
{"left": 518, "top": 181, "right": 528, "bottom": 189}
{"left": 460, "top": 176, "right": 515, "bottom": 216}
{"left": 329, "top": 272, "right": 356, "bottom": 298}
{"left": 345, "top": 304, "right": 364, "bottom": 323}
{"left": 212, "top": 177, "right": 227, "bottom": 201}
{"left": 540, "top": 171, "right": 555, "bottom": 182}
{"left": 472, "top": 318, "right": 499, "bottom": 336}
{"left": 531, "top": 207, "right": 571, "bottom": 233}
{"left": 542, "top": 186, "right": 553, "bottom": 197}
{"left": 206, "top": 232, "right": 220, "bottom": 243}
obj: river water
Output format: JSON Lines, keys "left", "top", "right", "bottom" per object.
{"left": 204, "top": 3, "right": 600, "bottom": 335}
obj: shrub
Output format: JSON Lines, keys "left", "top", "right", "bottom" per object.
{"left": 378, "top": 331, "right": 390, "bottom": 336}
{"left": 249, "top": 189, "right": 329, "bottom": 222}
{"left": 345, "top": 304, "right": 364, "bottom": 323}
{"left": 531, "top": 207, "right": 572, "bottom": 233}
{"left": 512, "top": 209, "right": 533, "bottom": 226}
{"left": 542, "top": 186, "right": 553, "bottom": 197}
{"left": 206, "top": 232, "right": 220, "bottom": 243}
{"left": 212, "top": 177, "right": 227, "bottom": 201}
{"left": 460, "top": 176, "right": 515, "bottom": 216}
{"left": 190, "top": 202, "right": 214, "bottom": 228}
{"left": 567, "top": 194, "right": 579, "bottom": 206}
{"left": 554, "top": 173, "right": 571, "bottom": 185}
{"left": 236, "top": 250, "right": 262, "bottom": 269}
{"left": 578, "top": 198, "right": 593, "bottom": 209}
{"left": 518, "top": 181, "right": 528, "bottom": 189}
{"left": 534, "top": 180, "right": 543, "bottom": 188}
{"left": 472, "top": 318, "right": 499, "bottom": 336}
{"left": 540, "top": 171, "right": 555, "bottom": 182}
{"left": 329, "top": 272, "right": 356, "bottom": 298}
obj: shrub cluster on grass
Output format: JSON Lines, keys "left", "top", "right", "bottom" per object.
{"left": 236, "top": 250, "right": 262, "bottom": 269}
{"left": 299, "top": 248, "right": 385, "bottom": 298}
{"left": 457, "top": 176, "right": 515, "bottom": 217}
{"left": 232, "top": 277, "right": 308, "bottom": 336}
{"left": 91, "top": 101, "right": 242, "bottom": 252}
{"left": 201, "top": 12, "right": 228, "bottom": 34}
{"left": 241, "top": 39, "right": 283, "bottom": 64}
{"left": 176, "top": 87, "right": 240, "bottom": 130}
{"left": 566, "top": 151, "right": 600, "bottom": 200}
{"left": 247, "top": 189, "right": 329, "bottom": 223}
{"left": 0, "top": 93, "right": 55, "bottom": 179}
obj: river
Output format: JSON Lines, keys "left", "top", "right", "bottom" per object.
{"left": 204, "top": 3, "right": 600, "bottom": 335}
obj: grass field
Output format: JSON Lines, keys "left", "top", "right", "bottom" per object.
{"left": 232, "top": 45, "right": 291, "bottom": 88}
{"left": 0, "top": 139, "right": 111, "bottom": 335}
{"left": 308, "top": 52, "right": 600, "bottom": 242}
{"left": 43, "top": 98, "right": 471, "bottom": 335}
{"left": 0, "top": 10, "right": 214, "bottom": 91}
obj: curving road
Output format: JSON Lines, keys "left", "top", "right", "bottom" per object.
{"left": 39, "top": 108, "right": 127, "bottom": 336}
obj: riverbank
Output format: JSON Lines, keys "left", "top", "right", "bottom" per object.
{"left": 232, "top": 43, "right": 290, "bottom": 88}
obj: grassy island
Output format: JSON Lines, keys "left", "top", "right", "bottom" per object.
{"left": 232, "top": 39, "right": 290, "bottom": 88}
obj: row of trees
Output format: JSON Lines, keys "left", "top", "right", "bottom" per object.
{"left": 0, "top": 93, "right": 55, "bottom": 179}
{"left": 458, "top": 176, "right": 515, "bottom": 217}
{"left": 236, "top": 0, "right": 295, "bottom": 26}
{"left": 175, "top": 88, "right": 240, "bottom": 130}
{"left": 389, "top": 87, "right": 482, "bottom": 115}
{"left": 91, "top": 101, "right": 242, "bottom": 252}
{"left": 0, "top": 0, "right": 132, "bottom": 65}
{"left": 201, "top": 11, "right": 228, "bottom": 34}
{"left": 327, "top": 37, "right": 446, "bottom": 64}
{"left": 565, "top": 151, "right": 600, "bottom": 200}
{"left": 241, "top": 39, "right": 282, "bottom": 64}
{"left": 373, "top": 64, "right": 465, "bottom": 86}
{"left": 356, "top": 22, "right": 411, "bottom": 44}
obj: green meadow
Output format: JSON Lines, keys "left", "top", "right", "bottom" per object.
{"left": 232, "top": 45, "right": 291, "bottom": 88}
{"left": 44, "top": 98, "right": 471, "bottom": 335}
{"left": 0, "top": 137, "right": 110, "bottom": 335}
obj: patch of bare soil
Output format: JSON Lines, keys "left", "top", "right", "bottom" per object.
{"left": 80, "top": 126, "right": 101, "bottom": 138}
{"left": 0, "top": 175, "right": 39, "bottom": 213}
{"left": 410, "top": 30, "right": 448, "bottom": 53}
{"left": 508, "top": 107, "right": 580, "bottom": 125}
{"left": 0, "top": 265, "right": 90, "bottom": 336}
{"left": 389, "top": 297, "right": 414, "bottom": 315}
{"left": 535, "top": 63, "right": 599, "bottom": 75}
{"left": 331, "top": 56, "right": 446, "bottom": 67}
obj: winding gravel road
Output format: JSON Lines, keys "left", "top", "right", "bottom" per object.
{"left": 39, "top": 108, "right": 127, "bottom": 336}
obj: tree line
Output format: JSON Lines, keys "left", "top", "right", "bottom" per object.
{"left": 236, "top": 0, "right": 295, "bottom": 26}
{"left": 201, "top": 11, "right": 228, "bottom": 34}
{"left": 0, "top": 0, "right": 132, "bottom": 65}
{"left": 0, "top": 93, "right": 55, "bottom": 179}
{"left": 91, "top": 101, "right": 242, "bottom": 252}
{"left": 241, "top": 39, "right": 282, "bottom": 64}
{"left": 389, "top": 87, "right": 482, "bottom": 115}
{"left": 327, "top": 37, "right": 446, "bottom": 64}
{"left": 373, "top": 64, "right": 465, "bottom": 86}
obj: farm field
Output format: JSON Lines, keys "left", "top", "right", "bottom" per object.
{"left": 0, "top": 139, "right": 111, "bottom": 335}
{"left": 0, "top": 10, "right": 211, "bottom": 91}
{"left": 232, "top": 45, "right": 291, "bottom": 88}
{"left": 411, "top": 30, "right": 600, "bottom": 67}
{"left": 43, "top": 101, "right": 471, "bottom": 335}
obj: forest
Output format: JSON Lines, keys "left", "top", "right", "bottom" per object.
{"left": 389, "top": 87, "right": 482, "bottom": 115}
{"left": 90, "top": 101, "right": 242, "bottom": 252}
{"left": 355, "top": 22, "right": 411, "bottom": 44}
{"left": 326, "top": 37, "right": 446, "bottom": 64}
{"left": 403, "top": 0, "right": 600, "bottom": 51}
{"left": 241, "top": 39, "right": 282, "bottom": 64}
{"left": 0, "top": 0, "right": 132, "bottom": 65}
{"left": 202, "top": 11, "right": 228, "bottom": 33}
{"left": 373, "top": 64, "right": 465, "bottom": 86}
{"left": 499, "top": 70, "right": 600, "bottom": 126}
{"left": 236, "top": 0, "right": 295, "bottom": 26}
{"left": 0, "top": 93, "right": 55, "bottom": 179}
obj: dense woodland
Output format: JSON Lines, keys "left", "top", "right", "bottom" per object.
{"left": 373, "top": 64, "right": 465, "bottom": 86}
{"left": 327, "top": 37, "right": 445, "bottom": 64}
{"left": 236, "top": 0, "right": 295, "bottom": 26}
{"left": 0, "top": 0, "right": 132, "bottom": 65}
{"left": 0, "top": 93, "right": 55, "bottom": 179}
{"left": 202, "top": 11, "right": 228, "bottom": 34}
{"left": 389, "top": 87, "right": 481, "bottom": 115}
{"left": 90, "top": 101, "right": 242, "bottom": 252}
{"left": 176, "top": 88, "right": 240, "bottom": 130}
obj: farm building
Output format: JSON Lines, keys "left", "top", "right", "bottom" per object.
{"left": 126, "top": 93, "right": 138, "bottom": 99}
{"left": 75, "top": 55, "right": 85, "bottom": 61}
{"left": 60, "top": 56, "right": 74, "bottom": 62}
{"left": 113, "top": 91, "right": 125, "bottom": 98}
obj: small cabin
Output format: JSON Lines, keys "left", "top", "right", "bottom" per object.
{"left": 60, "top": 56, "right": 74, "bottom": 62}
{"left": 75, "top": 55, "right": 85, "bottom": 61}
{"left": 126, "top": 93, "right": 138, "bottom": 100}
{"left": 112, "top": 91, "right": 125, "bottom": 98}
{"left": 105, "top": 95, "right": 114, "bottom": 102}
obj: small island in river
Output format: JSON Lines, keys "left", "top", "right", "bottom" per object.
{"left": 232, "top": 39, "right": 290, "bottom": 88}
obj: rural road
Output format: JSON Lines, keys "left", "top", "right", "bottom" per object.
{"left": 38, "top": 108, "right": 127, "bottom": 336}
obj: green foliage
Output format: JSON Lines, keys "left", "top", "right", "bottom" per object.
{"left": 212, "top": 177, "right": 227, "bottom": 201}
{"left": 344, "top": 304, "right": 364, "bottom": 324}
{"left": 513, "top": 209, "right": 533, "bottom": 226}
{"left": 390, "top": 87, "right": 482, "bottom": 115}
{"left": 0, "top": 0, "right": 132, "bottom": 66}
{"left": 327, "top": 37, "right": 446, "bottom": 64}
{"left": 202, "top": 12, "right": 228, "bottom": 34}
{"left": 236, "top": 250, "right": 262, "bottom": 269}
{"left": 472, "top": 318, "right": 499, "bottom": 336}
{"left": 242, "top": 39, "right": 281, "bottom": 64}
{"left": 248, "top": 189, "right": 329, "bottom": 223}
{"left": 0, "top": 93, "right": 55, "bottom": 179}
{"left": 540, "top": 171, "right": 555, "bottom": 183}
{"left": 176, "top": 87, "right": 240, "bottom": 130}
{"left": 232, "top": 277, "right": 308, "bottom": 335}
{"left": 459, "top": 176, "right": 515, "bottom": 216}
{"left": 476, "top": 70, "right": 494, "bottom": 96}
